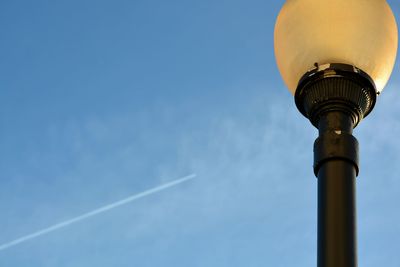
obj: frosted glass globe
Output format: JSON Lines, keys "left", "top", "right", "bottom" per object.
{"left": 274, "top": 0, "right": 398, "bottom": 94}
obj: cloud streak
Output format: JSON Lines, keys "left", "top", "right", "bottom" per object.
{"left": 0, "top": 174, "right": 196, "bottom": 252}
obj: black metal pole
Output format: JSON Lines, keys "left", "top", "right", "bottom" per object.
{"left": 315, "top": 111, "right": 358, "bottom": 267}
{"left": 293, "top": 64, "right": 377, "bottom": 267}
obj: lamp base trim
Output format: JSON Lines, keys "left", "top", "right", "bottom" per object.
{"left": 295, "top": 63, "right": 377, "bottom": 128}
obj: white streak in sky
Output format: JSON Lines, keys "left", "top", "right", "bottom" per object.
{"left": 0, "top": 174, "right": 196, "bottom": 251}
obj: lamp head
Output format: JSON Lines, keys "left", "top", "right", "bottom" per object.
{"left": 274, "top": 0, "right": 398, "bottom": 95}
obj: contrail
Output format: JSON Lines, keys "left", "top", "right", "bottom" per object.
{"left": 0, "top": 173, "right": 196, "bottom": 251}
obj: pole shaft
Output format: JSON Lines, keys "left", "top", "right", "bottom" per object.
{"left": 316, "top": 112, "right": 358, "bottom": 267}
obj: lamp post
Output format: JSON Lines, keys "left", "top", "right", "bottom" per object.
{"left": 274, "top": 1, "right": 398, "bottom": 267}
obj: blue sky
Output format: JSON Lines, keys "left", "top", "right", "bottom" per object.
{"left": 0, "top": 0, "right": 399, "bottom": 266}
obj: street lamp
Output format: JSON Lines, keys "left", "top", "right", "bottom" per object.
{"left": 274, "top": 1, "right": 398, "bottom": 267}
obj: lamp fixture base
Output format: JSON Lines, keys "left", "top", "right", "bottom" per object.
{"left": 295, "top": 63, "right": 377, "bottom": 128}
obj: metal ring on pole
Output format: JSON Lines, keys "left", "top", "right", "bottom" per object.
{"left": 314, "top": 132, "right": 359, "bottom": 177}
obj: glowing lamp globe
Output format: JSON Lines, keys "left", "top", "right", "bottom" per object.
{"left": 274, "top": 0, "right": 398, "bottom": 95}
